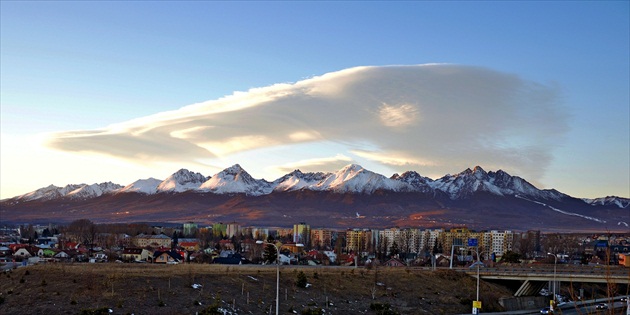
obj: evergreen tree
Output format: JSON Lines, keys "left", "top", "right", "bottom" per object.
{"left": 389, "top": 241, "right": 400, "bottom": 257}
{"left": 501, "top": 251, "right": 521, "bottom": 263}
{"left": 295, "top": 271, "right": 308, "bottom": 288}
{"left": 263, "top": 244, "right": 278, "bottom": 264}
{"left": 172, "top": 231, "right": 179, "bottom": 249}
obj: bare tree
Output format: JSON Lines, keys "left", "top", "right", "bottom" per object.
{"left": 378, "top": 235, "right": 389, "bottom": 260}
{"left": 67, "top": 219, "right": 97, "bottom": 249}
{"left": 398, "top": 229, "right": 413, "bottom": 257}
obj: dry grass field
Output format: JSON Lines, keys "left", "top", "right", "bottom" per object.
{"left": 0, "top": 263, "right": 514, "bottom": 315}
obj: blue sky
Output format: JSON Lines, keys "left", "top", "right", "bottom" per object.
{"left": 1, "top": 1, "right": 628, "bottom": 199}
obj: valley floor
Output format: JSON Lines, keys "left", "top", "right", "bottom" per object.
{"left": 0, "top": 263, "right": 514, "bottom": 315}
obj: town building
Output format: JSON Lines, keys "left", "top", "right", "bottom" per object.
{"left": 310, "top": 228, "right": 332, "bottom": 249}
{"left": 293, "top": 222, "right": 310, "bottom": 245}
{"left": 133, "top": 234, "right": 172, "bottom": 248}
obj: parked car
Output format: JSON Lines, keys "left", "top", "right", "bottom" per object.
{"left": 540, "top": 307, "right": 554, "bottom": 314}
{"left": 595, "top": 303, "right": 608, "bottom": 309}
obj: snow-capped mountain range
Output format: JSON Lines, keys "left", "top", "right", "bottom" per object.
{"left": 14, "top": 182, "right": 124, "bottom": 202}
{"left": 6, "top": 164, "right": 628, "bottom": 209}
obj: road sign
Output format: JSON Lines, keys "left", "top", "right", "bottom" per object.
{"left": 468, "top": 238, "right": 478, "bottom": 247}
{"left": 473, "top": 300, "right": 482, "bottom": 314}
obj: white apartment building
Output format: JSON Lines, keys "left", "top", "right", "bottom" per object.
{"left": 482, "top": 230, "right": 513, "bottom": 258}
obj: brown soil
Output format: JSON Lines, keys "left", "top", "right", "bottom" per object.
{"left": 0, "top": 263, "right": 514, "bottom": 315}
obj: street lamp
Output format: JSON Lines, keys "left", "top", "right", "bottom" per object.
{"left": 256, "top": 240, "right": 304, "bottom": 315}
{"left": 470, "top": 247, "right": 484, "bottom": 315}
{"left": 547, "top": 253, "right": 558, "bottom": 311}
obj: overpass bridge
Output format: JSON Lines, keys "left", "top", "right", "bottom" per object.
{"left": 464, "top": 265, "right": 630, "bottom": 296}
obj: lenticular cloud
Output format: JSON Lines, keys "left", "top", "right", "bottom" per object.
{"left": 46, "top": 64, "right": 567, "bottom": 181}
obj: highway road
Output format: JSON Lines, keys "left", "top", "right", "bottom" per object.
{"left": 488, "top": 299, "right": 630, "bottom": 315}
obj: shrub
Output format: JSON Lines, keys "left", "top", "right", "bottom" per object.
{"left": 199, "top": 301, "right": 221, "bottom": 314}
{"left": 0, "top": 295, "right": 5, "bottom": 305}
{"left": 301, "top": 307, "right": 323, "bottom": 315}
{"left": 295, "top": 271, "right": 308, "bottom": 288}
{"left": 370, "top": 302, "right": 400, "bottom": 315}
{"left": 79, "top": 307, "right": 110, "bottom": 315}
{"left": 370, "top": 302, "right": 391, "bottom": 311}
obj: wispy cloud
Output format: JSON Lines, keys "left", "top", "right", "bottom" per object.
{"left": 46, "top": 64, "right": 567, "bottom": 181}
{"left": 271, "top": 155, "right": 354, "bottom": 174}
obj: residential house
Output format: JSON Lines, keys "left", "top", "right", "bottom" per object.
{"left": 240, "top": 239, "right": 256, "bottom": 254}
{"left": 383, "top": 257, "right": 406, "bottom": 267}
{"left": 435, "top": 254, "right": 451, "bottom": 267}
{"left": 0, "top": 246, "right": 12, "bottom": 257}
{"left": 213, "top": 252, "right": 249, "bottom": 264}
{"left": 54, "top": 250, "right": 72, "bottom": 260}
{"left": 93, "top": 252, "right": 108, "bottom": 261}
{"left": 41, "top": 248, "right": 57, "bottom": 257}
{"left": 8, "top": 243, "right": 28, "bottom": 253}
{"left": 37, "top": 237, "right": 58, "bottom": 248}
{"left": 153, "top": 250, "right": 183, "bottom": 264}
{"left": 64, "top": 242, "right": 80, "bottom": 250}
{"left": 179, "top": 241, "right": 200, "bottom": 252}
{"left": 0, "top": 246, "right": 11, "bottom": 262}
{"left": 122, "top": 248, "right": 152, "bottom": 261}
{"left": 219, "top": 239, "right": 234, "bottom": 251}
{"left": 13, "top": 246, "right": 39, "bottom": 259}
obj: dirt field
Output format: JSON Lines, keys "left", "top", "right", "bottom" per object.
{"left": 0, "top": 263, "right": 514, "bottom": 315}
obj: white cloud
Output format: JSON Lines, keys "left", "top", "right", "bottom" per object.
{"left": 351, "top": 149, "right": 437, "bottom": 167}
{"left": 378, "top": 103, "right": 419, "bottom": 128}
{"left": 45, "top": 64, "right": 568, "bottom": 183}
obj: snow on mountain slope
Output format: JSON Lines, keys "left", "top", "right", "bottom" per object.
{"left": 13, "top": 184, "right": 83, "bottom": 202}
{"left": 516, "top": 195, "right": 606, "bottom": 223}
{"left": 12, "top": 182, "right": 122, "bottom": 202}
{"left": 313, "top": 164, "right": 411, "bottom": 193}
{"left": 199, "top": 164, "right": 273, "bottom": 196}
{"left": 583, "top": 196, "right": 630, "bottom": 209}
{"left": 157, "top": 169, "right": 208, "bottom": 193}
{"left": 430, "top": 166, "right": 567, "bottom": 200}
{"left": 273, "top": 170, "right": 329, "bottom": 192}
{"left": 391, "top": 171, "right": 433, "bottom": 193}
{"left": 118, "top": 178, "right": 163, "bottom": 194}
{"left": 431, "top": 166, "right": 501, "bottom": 198}
{"left": 66, "top": 182, "right": 123, "bottom": 199}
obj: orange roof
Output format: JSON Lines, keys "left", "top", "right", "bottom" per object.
{"left": 179, "top": 242, "right": 198, "bottom": 246}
